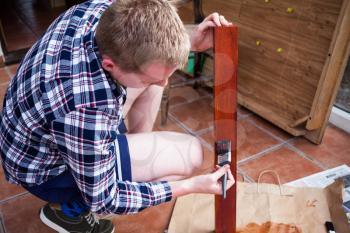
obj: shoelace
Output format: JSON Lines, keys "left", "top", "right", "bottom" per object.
{"left": 84, "top": 212, "right": 99, "bottom": 227}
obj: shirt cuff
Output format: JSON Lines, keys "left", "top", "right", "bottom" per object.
{"left": 150, "top": 181, "right": 172, "bottom": 205}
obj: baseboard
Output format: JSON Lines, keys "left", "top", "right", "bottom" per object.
{"left": 329, "top": 106, "right": 350, "bottom": 134}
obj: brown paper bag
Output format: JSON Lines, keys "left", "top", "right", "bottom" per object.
{"left": 168, "top": 178, "right": 348, "bottom": 233}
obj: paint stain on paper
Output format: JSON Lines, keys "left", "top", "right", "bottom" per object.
{"left": 306, "top": 199, "right": 317, "bottom": 207}
{"left": 237, "top": 222, "right": 302, "bottom": 233}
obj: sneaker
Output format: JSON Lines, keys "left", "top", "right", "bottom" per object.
{"left": 39, "top": 203, "right": 115, "bottom": 233}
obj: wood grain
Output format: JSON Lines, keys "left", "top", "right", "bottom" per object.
{"left": 178, "top": 0, "right": 348, "bottom": 143}
{"left": 305, "top": 0, "right": 350, "bottom": 143}
{"left": 214, "top": 26, "right": 238, "bottom": 233}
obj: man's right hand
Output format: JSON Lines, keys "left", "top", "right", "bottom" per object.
{"left": 169, "top": 165, "right": 235, "bottom": 198}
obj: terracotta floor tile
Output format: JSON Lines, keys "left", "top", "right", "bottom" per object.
{"left": 291, "top": 125, "right": 350, "bottom": 168}
{"left": 0, "top": 167, "right": 27, "bottom": 202}
{"left": 0, "top": 68, "right": 11, "bottom": 84}
{"left": 239, "top": 146, "right": 323, "bottom": 184}
{"left": 169, "top": 86, "right": 209, "bottom": 106}
{"left": 0, "top": 194, "right": 53, "bottom": 233}
{"left": 247, "top": 114, "right": 293, "bottom": 141}
{"left": 0, "top": 83, "right": 10, "bottom": 110}
{"left": 237, "top": 175, "right": 246, "bottom": 182}
{"left": 169, "top": 96, "right": 213, "bottom": 133}
{"left": 199, "top": 130, "right": 215, "bottom": 147}
{"left": 7, "top": 64, "right": 19, "bottom": 77}
{"left": 199, "top": 119, "right": 280, "bottom": 161}
{"left": 153, "top": 112, "right": 185, "bottom": 133}
{"left": 111, "top": 200, "right": 176, "bottom": 233}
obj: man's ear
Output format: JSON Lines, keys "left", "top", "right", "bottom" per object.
{"left": 101, "top": 55, "right": 118, "bottom": 73}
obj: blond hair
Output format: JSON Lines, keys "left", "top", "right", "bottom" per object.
{"left": 96, "top": 0, "right": 190, "bottom": 72}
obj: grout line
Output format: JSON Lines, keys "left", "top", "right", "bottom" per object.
{"left": 194, "top": 126, "right": 213, "bottom": 136}
{"left": 0, "top": 191, "right": 29, "bottom": 205}
{"left": 237, "top": 167, "right": 254, "bottom": 183}
{"left": 168, "top": 104, "right": 292, "bottom": 170}
{"left": 167, "top": 94, "right": 325, "bottom": 180}
{"left": 167, "top": 113, "right": 195, "bottom": 135}
{"left": 168, "top": 94, "right": 213, "bottom": 110}
{"left": 3, "top": 67, "right": 14, "bottom": 79}
{"left": 246, "top": 117, "right": 286, "bottom": 143}
{"left": 197, "top": 136, "right": 213, "bottom": 151}
{"left": 238, "top": 141, "right": 287, "bottom": 165}
{"left": 167, "top": 113, "right": 214, "bottom": 151}
{"left": 285, "top": 141, "right": 328, "bottom": 170}
{"left": 168, "top": 112, "right": 213, "bottom": 138}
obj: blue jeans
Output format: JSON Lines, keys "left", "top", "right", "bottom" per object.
{"left": 24, "top": 121, "right": 131, "bottom": 204}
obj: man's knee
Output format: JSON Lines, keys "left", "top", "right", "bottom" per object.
{"left": 187, "top": 136, "right": 203, "bottom": 175}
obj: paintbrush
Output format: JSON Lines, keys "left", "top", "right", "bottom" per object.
{"left": 215, "top": 140, "right": 231, "bottom": 199}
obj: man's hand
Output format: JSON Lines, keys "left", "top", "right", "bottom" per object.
{"left": 188, "top": 12, "right": 232, "bottom": 52}
{"left": 169, "top": 165, "right": 235, "bottom": 198}
{"left": 189, "top": 165, "right": 235, "bottom": 195}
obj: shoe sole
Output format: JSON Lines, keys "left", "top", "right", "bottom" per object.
{"left": 40, "top": 207, "right": 115, "bottom": 233}
{"left": 40, "top": 207, "right": 70, "bottom": 233}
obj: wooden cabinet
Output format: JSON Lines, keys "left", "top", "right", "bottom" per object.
{"left": 178, "top": 0, "right": 350, "bottom": 144}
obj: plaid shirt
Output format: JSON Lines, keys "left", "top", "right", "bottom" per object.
{"left": 0, "top": 0, "right": 172, "bottom": 214}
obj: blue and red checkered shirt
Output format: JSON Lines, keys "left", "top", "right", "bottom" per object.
{"left": 0, "top": 0, "right": 171, "bottom": 214}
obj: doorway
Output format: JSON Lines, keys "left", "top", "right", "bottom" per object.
{"left": 330, "top": 56, "right": 350, "bottom": 133}
{"left": 0, "top": 0, "right": 83, "bottom": 64}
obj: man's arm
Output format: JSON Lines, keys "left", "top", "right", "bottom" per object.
{"left": 169, "top": 165, "right": 234, "bottom": 197}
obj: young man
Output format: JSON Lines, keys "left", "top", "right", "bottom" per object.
{"left": 0, "top": 0, "right": 234, "bottom": 232}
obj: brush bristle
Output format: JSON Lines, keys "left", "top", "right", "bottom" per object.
{"left": 215, "top": 140, "right": 232, "bottom": 165}
{"left": 215, "top": 140, "right": 231, "bottom": 154}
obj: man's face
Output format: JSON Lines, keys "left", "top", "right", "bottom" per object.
{"left": 107, "top": 61, "right": 177, "bottom": 88}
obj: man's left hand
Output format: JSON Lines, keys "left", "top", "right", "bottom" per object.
{"left": 188, "top": 12, "right": 232, "bottom": 52}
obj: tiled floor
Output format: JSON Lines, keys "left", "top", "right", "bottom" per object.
{"left": 0, "top": 65, "right": 350, "bottom": 233}
{"left": 0, "top": 0, "right": 65, "bottom": 52}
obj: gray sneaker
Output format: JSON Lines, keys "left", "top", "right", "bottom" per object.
{"left": 39, "top": 203, "right": 115, "bottom": 233}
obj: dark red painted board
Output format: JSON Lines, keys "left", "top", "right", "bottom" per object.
{"left": 214, "top": 26, "right": 238, "bottom": 233}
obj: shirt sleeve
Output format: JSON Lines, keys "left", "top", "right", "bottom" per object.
{"left": 50, "top": 107, "right": 172, "bottom": 214}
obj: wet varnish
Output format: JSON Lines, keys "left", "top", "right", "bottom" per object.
{"left": 237, "top": 222, "right": 302, "bottom": 233}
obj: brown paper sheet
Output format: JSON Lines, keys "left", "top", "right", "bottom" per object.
{"left": 168, "top": 180, "right": 349, "bottom": 233}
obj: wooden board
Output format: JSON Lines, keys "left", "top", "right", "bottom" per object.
{"left": 178, "top": 0, "right": 350, "bottom": 144}
{"left": 305, "top": 0, "right": 350, "bottom": 143}
{"left": 214, "top": 26, "right": 238, "bottom": 233}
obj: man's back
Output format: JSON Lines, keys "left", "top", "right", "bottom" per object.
{"left": 0, "top": 0, "right": 125, "bottom": 187}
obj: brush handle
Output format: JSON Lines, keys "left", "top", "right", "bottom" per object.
{"left": 218, "top": 161, "right": 229, "bottom": 199}
{"left": 221, "top": 172, "right": 227, "bottom": 199}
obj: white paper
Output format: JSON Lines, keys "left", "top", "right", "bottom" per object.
{"left": 286, "top": 164, "right": 350, "bottom": 222}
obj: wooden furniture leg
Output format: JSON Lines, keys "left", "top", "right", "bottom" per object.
{"left": 214, "top": 26, "right": 238, "bottom": 233}
{"left": 160, "top": 0, "right": 206, "bottom": 125}
{"left": 160, "top": 83, "right": 170, "bottom": 126}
